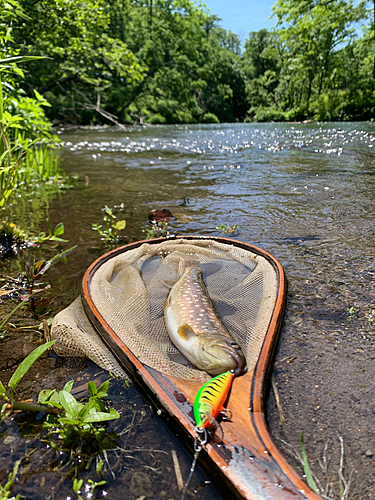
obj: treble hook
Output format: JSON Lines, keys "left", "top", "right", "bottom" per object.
{"left": 180, "top": 427, "right": 207, "bottom": 500}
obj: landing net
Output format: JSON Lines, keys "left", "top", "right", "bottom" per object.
{"left": 51, "top": 238, "right": 279, "bottom": 381}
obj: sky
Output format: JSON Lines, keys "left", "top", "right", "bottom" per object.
{"left": 201, "top": 0, "right": 277, "bottom": 42}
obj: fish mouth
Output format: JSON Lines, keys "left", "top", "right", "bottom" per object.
{"left": 229, "top": 351, "right": 246, "bottom": 376}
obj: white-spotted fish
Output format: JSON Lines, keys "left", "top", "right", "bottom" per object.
{"left": 164, "top": 266, "right": 246, "bottom": 376}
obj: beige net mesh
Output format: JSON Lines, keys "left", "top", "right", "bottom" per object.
{"left": 51, "top": 238, "right": 278, "bottom": 381}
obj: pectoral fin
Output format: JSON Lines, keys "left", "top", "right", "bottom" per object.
{"left": 177, "top": 324, "right": 197, "bottom": 341}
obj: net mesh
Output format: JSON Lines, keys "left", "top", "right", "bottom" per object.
{"left": 51, "top": 238, "right": 278, "bottom": 381}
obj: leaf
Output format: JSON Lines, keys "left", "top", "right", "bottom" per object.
{"left": 63, "top": 380, "right": 74, "bottom": 393}
{"left": 300, "top": 433, "right": 319, "bottom": 494}
{"left": 96, "top": 459, "right": 104, "bottom": 474}
{"left": 33, "top": 260, "right": 47, "bottom": 277}
{"left": 49, "top": 235, "right": 69, "bottom": 242}
{"left": 83, "top": 409, "right": 120, "bottom": 423}
{"left": 57, "top": 416, "right": 81, "bottom": 425}
{"left": 0, "top": 381, "right": 7, "bottom": 398}
{"left": 78, "top": 399, "right": 96, "bottom": 421}
{"left": 0, "top": 56, "right": 46, "bottom": 64}
{"left": 113, "top": 220, "right": 126, "bottom": 231}
{"left": 38, "top": 389, "right": 57, "bottom": 403}
{"left": 59, "top": 390, "right": 81, "bottom": 418}
{"left": 8, "top": 340, "right": 56, "bottom": 392}
{"left": 53, "top": 222, "right": 65, "bottom": 237}
{"left": 97, "top": 380, "right": 109, "bottom": 397}
{"left": 47, "top": 218, "right": 52, "bottom": 237}
{"left": 0, "top": 76, "right": 3, "bottom": 122}
{"left": 48, "top": 246, "right": 77, "bottom": 265}
{"left": 104, "top": 205, "right": 114, "bottom": 218}
{"left": 88, "top": 381, "right": 97, "bottom": 398}
{"left": 33, "top": 89, "right": 43, "bottom": 101}
{"left": 73, "top": 478, "right": 83, "bottom": 494}
{"left": 92, "top": 398, "right": 106, "bottom": 412}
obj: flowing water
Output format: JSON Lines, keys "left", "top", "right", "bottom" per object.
{"left": 1, "top": 122, "right": 375, "bottom": 499}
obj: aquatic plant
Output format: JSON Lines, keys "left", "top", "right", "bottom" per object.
{"left": 0, "top": 459, "right": 21, "bottom": 500}
{"left": 145, "top": 220, "right": 169, "bottom": 239}
{"left": 0, "top": 71, "right": 65, "bottom": 209}
{"left": 280, "top": 434, "right": 354, "bottom": 500}
{"left": 40, "top": 379, "right": 120, "bottom": 445}
{"left": 92, "top": 206, "right": 126, "bottom": 242}
{"left": 0, "top": 340, "right": 120, "bottom": 451}
{"left": 366, "top": 310, "right": 375, "bottom": 323}
{"left": 0, "top": 246, "right": 77, "bottom": 335}
{"left": 72, "top": 471, "right": 106, "bottom": 500}
{"left": 0, "top": 340, "right": 56, "bottom": 422}
{"left": 346, "top": 306, "right": 359, "bottom": 321}
{"left": 0, "top": 220, "right": 27, "bottom": 241}
{"left": 33, "top": 218, "right": 68, "bottom": 243}
{"left": 300, "top": 433, "right": 319, "bottom": 494}
{"left": 216, "top": 224, "right": 239, "bottom": 234}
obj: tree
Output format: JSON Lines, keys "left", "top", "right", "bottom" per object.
{"left": 271, "top": 0, "right": 367, "bottom": 111}
{"left": 13, "top": 0, "right": 143, "bottom": 125}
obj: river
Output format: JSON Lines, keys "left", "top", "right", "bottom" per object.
{"left": 2, "top": 122, "right": 375, "bottom": 499}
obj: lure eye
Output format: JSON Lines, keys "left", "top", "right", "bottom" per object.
{"left": 231, "top": 342, "right": 240, "bottom": 349}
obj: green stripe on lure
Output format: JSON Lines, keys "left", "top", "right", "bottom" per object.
{"left": 194, "top": 370, "right": 234, "bottom": 430}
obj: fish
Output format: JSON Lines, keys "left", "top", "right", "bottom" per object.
{"left": 163, "top": 266, "right": 246, "bottom": 376}
{"left": 194, "top": 371, "right": 234, "bottom": 430}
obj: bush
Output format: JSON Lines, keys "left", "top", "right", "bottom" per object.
{"left": 200, "top": 112, "right": 220, "bottom": 123}
{"left": 145, "top": 113, "right": 167, "bottom": 124}
{"left": 171, "top": 110, "right": 196, "bottom": 124}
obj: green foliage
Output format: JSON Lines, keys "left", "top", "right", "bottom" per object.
{"left": 0, "top": 219, "right": 25, "bottom": 240}
{"left": 0, "top": 245, "right": 76, "bottom": 334}
{"left": 0, "top": 460, "right": 21, "bottom": 500}
{"left": 92, "top": 205, "right": 126, "bottom": 242}
{"left": 347, "top": 306, "right": 359, "bottom": 321}
{"left": 5, "top": 0, "right": 248, "bottom": 125}
{"left": 241, "top": 0, "right": 372, "bottom": 121}
{"left": 39, "top": 379, "right": 119, "bottom": 429}
{"left": 0, "top": 340, "right": 120, "bottom": 481}
{"left": 367, "top": 310, "right": 375, "bottom": 323}
{"left": 34, "top": 218, "right": 68, "bottom": 243}
{"left": 0, "top": 340, "right": 56, "bottom": 418}
{"left": 216, "top": 224, "right": 239, "bottom": 234}
{"left": 300, "top": 433, "right": 320, "bottom": 495}
{"left": 145, "top": 220, "right": 169, "bottom": 239}
{"left": 39, "top": 378, "right": 120, "bottom": 464}
{"left": 200, "top": 112, "right": 220, "bottom": 123}
{"left": 2, "top": 0, "right": 375, "bottom": 126}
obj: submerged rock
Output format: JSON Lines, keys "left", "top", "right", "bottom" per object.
{"left": 148, "top": 208, "right": 174, "bottom": 223}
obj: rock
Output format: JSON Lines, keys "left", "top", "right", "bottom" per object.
{"left": 129, "top": 471, "right": 153, "bottom": 498}
{"left": 148, "top": 209, "right": 174, "bottom": 223}
{"left": 365, "top": 449, "right": 374, "bottom": 458}
{"left": 3, "top": 435, "right": 17, "bottom": 446}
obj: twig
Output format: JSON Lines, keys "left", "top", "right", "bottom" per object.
{"left": 275, "top": 355, "right": 297, "bottom": 367}
{"left": 123, "top": 410, "right": 137, "bottom": 450}
{"left": 171, "top": 450, "right": 184, "bottom": 491}
{"left": 271, "top": 374, "right": 285, "bottom": 424}
{"left": 0, "top": 300, "right": 27, "bottom": 330}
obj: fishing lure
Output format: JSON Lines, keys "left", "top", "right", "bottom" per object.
{"left": 181, "top": 371, "right": 234, "bottom": 500}
{"left": 194, "top": 370, "right": 234, "bottom": 432}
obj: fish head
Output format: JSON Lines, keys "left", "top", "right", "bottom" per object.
{"left": 196, "top": 333, "right": 246, "bottom": 376}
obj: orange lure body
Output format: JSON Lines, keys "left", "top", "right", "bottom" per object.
{"left": 193, "top": 371, "right": 234, "bottom": 429}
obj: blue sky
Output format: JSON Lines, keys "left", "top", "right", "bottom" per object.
{"left": 201, "top": 0, "right": 277, "bottom": 41}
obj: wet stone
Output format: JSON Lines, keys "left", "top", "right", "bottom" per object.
{"left": 129, "top": 471, "right": 153, "bottom": 497}
{"left": 3, "top": 435, "right": 19, "bottom": 446}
